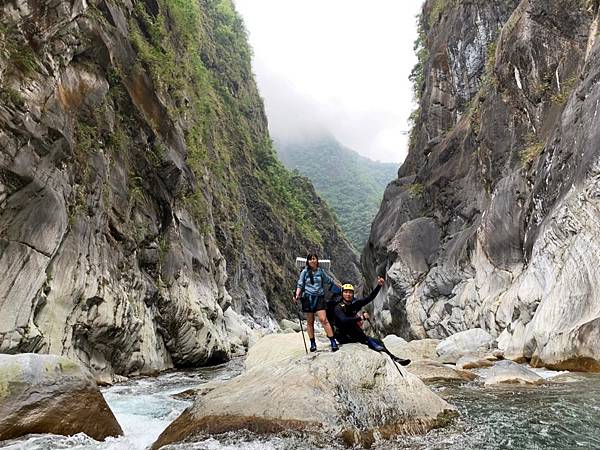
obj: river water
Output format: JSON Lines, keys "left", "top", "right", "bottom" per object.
{"left": 2, "top": 359, "right": 600, "bottom": 450}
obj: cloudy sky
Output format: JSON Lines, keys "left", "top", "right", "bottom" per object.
{"left": 234, "top": 0, "right": 425, "bottom": 163}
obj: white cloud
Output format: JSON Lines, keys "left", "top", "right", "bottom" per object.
{"left": 234, "top": 0, "right": 424, "bottom": 163}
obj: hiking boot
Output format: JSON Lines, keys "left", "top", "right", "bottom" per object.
{"left": 310, "top": 342, "right": 317, "bottom": 352}
{"left": 331, "top": 340, "right": 339, "bottom": 352}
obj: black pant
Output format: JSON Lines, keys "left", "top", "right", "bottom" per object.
{"left": 337, "top": 329, "right": 399, "bottom": 356}
{"left": 336, "top": 327, "right": 370, "bottom": 345}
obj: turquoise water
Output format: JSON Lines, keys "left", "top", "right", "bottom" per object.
{"left": 2, "top": 361, "right": 599, "bottom": 450}
{"left": 400, "top": 374, "right": 600, "bottom": 449}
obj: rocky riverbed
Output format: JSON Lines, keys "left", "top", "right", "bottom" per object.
{"left": 2, "top": 358, "right": 599, "bottom": 450}
{"left": 2, "top": 333, "right": 600, "bottom": 449}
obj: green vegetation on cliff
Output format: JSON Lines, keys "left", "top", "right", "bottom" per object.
{"left": 118, "top": 0, "right": 354, "bottom": 312}
{"left": 276, "top": 134, "right": 398, "bottom": 252}
{"left": 0, "top": 0, "right": 359, "bottom": 370}
{"left": 129, "top": 0, "right": 332, "bottom": 236}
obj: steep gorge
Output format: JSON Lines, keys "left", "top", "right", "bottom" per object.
{"left": 276, "top": 133, "right": 398, "bottom": 252}
{"left": 365, "top": 0, "right": 600, "bottom": 371}
{"left": 0, "top": 0, "right": 359, "bottom": 380}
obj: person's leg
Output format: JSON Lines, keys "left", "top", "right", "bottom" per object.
{"left": 316, "top": 310, "right": 338, "bottom": 351}
{"left": 366, "top": 337, "right": 411, "bottom": 366}
{"left": 306, "top": 313, "right": 317, "bottom": 351}
{"left": 366, "top": 336, "right": 385, "bottom": 351}
{"left": 306, "top": 313, "right": 315, "bottom": 338}
{"left": 316, "top": 310, "right": 334, "bottom": 337}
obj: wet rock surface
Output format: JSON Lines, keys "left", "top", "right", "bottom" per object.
{"left": 484, "top": 360, "right": 544, "bottom": 386}
{"left": 456, "top": 354, "right": 496, "bottom": 370}
{"left": 0, "top": 353, "right": 122, "bottom": 441}
{"left": 152, "top": 335, "right": 457, "bottom": 449}
{"left": 408, "top": 360, "right": 477, "bottom": 383}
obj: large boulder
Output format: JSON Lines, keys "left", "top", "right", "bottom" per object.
{"left": 483, "top": 360, "right": 544, "bottom": 386}
{"left": 279, "top": 319, "right": 301, "bottom": 333}
{"left": 153, "top": 336, "right": 457, "bottom": 449}
{"left": 244, "top": 332, "right": 308, "bottom": 370}
{"left": 0, "top": 353, "right": 123, "bottom": 441}
{"left": 383, "top": 335, "right": 440, "bottom": 362}
{"left": 436, "top": 328, "right": 496, "bottom": 363}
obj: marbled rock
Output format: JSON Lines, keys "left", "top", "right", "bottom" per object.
{"left": 0, "top": 354, "right": 122, "bottom": 441}
{"left": 407, "top": 360, "right": 477, "bottom": 383}
{"left": 483, "top": 360, "right": 543, "bottom": 386}
{"left": 363, "top": 0, "right": 600, "bottom": 372}
{"left": 0, "top": 0, "right": 359, "bottom": 379}
{"left": 383, "top": 336, "right": 440, "bottom": 362}
{"left": 456, "top": 354, "right": 496, "bottom": 370}
{"left": 436, "top": 329, "right": 496, "bottom": 364}
{"left": 153, "top": 342, "right": 457, "bottom": 449}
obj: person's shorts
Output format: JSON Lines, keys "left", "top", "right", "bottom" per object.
{"left": 301, "top": 294, "right": 326, "bottom": 313}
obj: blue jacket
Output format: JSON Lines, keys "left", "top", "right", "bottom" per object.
{"left": 297, "top": 267, "right": 333, "bottom": 296}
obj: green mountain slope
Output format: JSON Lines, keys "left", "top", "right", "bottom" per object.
{"left": 276, "top": 134, "right": 398, "bottom": 252}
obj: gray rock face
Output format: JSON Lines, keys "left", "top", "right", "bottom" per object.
{"left": 0, "top": 0, "right": 358, "bottom": 379}
{"left": 153, "top": 335, "right": 457, "bottom": 449}
{"left": 0, "top": 353, "right": 122, "bottom": 441}
{"left": 436, "top": 328, "right": 496, "bottom": 364}
{"left": 382, "top": 335, "right": 440, "bottom": 362}
{"left": 364, "top": 0, "right": 600, "bottom": 371}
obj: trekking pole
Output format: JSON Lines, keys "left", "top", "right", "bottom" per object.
{"left": 365, "top": 316, "right": 404, "bottom": 378}
{"left": 296, "top": 306, "right": 308, "bottom": 355}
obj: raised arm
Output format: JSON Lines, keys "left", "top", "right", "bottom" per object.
{"left": 352, "top": 276, "right": 385, "bottom": 309}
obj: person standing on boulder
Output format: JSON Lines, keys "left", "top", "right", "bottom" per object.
{"left": 333, "top": 276, "right": 410, "bottom": 365}
{"left": 293, "top": 254, "right": 340, "bottom": 352}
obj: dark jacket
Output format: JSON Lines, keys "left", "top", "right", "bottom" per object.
{"left": 333, "top": 285, "right": 381, "bottom": 341}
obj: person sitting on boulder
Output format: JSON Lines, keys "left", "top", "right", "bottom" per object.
{"left": 332, "top": 276, "right": 410, "bottom": 365}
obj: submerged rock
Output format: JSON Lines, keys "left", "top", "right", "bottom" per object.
{"left": 0, "top": 353, "right": 122, "bottom": 441}
{"left": 483, "top": 360, "right": 543, "bottom": 386}
{"left": 152, "top": 336, "right": 457, "bottom": 449}
{"left": 456, "top": 354, "right": 496, "bottom": 370}
{"left": 408, "top": 360, "right": 477, "bottom": 383}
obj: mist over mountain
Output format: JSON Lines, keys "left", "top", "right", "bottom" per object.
{"left": 275, "top": 133, "right": 398, "bottom": 253}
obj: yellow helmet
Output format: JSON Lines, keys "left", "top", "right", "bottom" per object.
{"left": 341, "top": 283, "right": 354, "bottom": 292}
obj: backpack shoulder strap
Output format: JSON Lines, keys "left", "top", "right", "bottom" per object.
{"left": 302, "top": 267, "right": 309, "bottom": 286}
